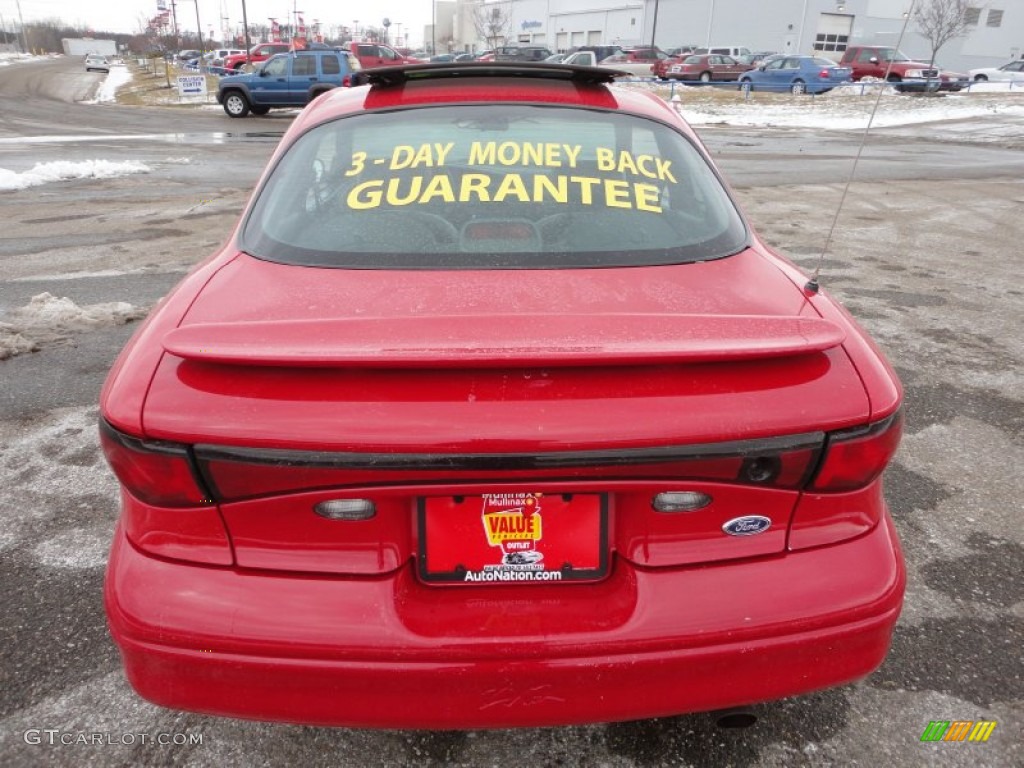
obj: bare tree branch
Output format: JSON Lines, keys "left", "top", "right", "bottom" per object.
{"left": 914, "top": 0, "right": 977, "bottom": 66}
{"left": 472, "top": 2, "right": 513, "bottom": 50}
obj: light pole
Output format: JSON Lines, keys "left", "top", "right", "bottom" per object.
{"left": 796, "top": 0, "right": 810, "bottom": 52}
{"left": 704, "top": 0, "right": 716, "bottom": 48}
{"left": 650, "top": 0, "right": 660, "bottom": 49}
{"left": 240, "top": 0, "right": 252, "bottom": 64}
{"left": 14, "top": 0, "right": 29, "bottom": 54}
{"left": 193, "top": 1, "right": 204, "bottom": 58}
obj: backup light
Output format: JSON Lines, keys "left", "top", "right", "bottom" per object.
{"left": 314, "top": 499, "right": 377, "bottom": 521}
{"left": 652, "top": 491, "right": 712, "bottom": 513}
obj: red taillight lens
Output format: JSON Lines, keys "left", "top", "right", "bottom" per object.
{"left": 819, "top": 69, "right": 831, "bottom": 79}
{"left": 809, "top": 411, "right": 903, "bottom": 493}
{"left": 99, "top": 421, "right": 211, "bottom": 507}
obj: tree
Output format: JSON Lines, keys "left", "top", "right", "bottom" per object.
{"left": 472, "top": 2, "right": 513, "bottom": 49}
{"left": 914, "top": 0, "right": 975, "bottom": 66}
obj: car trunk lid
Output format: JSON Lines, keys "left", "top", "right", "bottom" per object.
{"left": 143, "top": 249, "right": 869, "bottom": 451}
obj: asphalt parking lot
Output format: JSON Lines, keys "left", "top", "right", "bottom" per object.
{"left": 0, "top": 58, "right": 1021, "bottom": 767}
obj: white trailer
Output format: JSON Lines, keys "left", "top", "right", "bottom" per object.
{"left": 62, "top": 38, "right": 118, "bottom": 57}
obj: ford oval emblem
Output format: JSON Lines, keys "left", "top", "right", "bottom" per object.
{"left": 722, "top": 516, "right": 772, "bottom": 536}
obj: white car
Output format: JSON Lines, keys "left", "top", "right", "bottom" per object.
{"left": 204, "top": 48, "right": 246, "bottom": 68}
{"left": 84, "top": 54, "right": 110, "bottom": 73}
{"left": 968, "top": 59, "right": 1024, "bottom": 82}
{"left": 562, "top": 51, "right": 597, "bottom": 66}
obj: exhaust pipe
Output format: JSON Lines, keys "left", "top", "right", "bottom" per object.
{"left": 714, "top": 709, "right": 758, "bottom": 729}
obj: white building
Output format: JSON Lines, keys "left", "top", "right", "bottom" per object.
{"left": 460, "top": 0, "right": 1021, "bottom": 69}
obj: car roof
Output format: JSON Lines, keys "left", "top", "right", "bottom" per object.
{"left": 294, "top": 63, "right": 695, "bottom": 139}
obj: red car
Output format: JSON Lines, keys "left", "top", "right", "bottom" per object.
{"left": 668, "top": 53, "right": 753, "bottom": 82}
{"left": 101, "top": 61, "right": 905, "bottom": 729}
{"left": 222, "top": 42, "right": 291, "bottom": 71}
{"left": 652, "top": 54, "right": 686, "bottom": 80}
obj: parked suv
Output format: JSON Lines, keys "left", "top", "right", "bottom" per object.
{"left": 494, "top": 46, "right": 553, "bottom": 62}
{"left": 222, "top": 43, "right": 292, "bottom": 72}
{"left": 217, "top": 50, "right": 361, "bottom": 117}
{"left": 706, "top": 46, "right": 752, "bottom": 59}
{"left": 204, "top": 48, "right": 246, "bottom": 69}
{"left": 840, "top": 45, "right": 939, "bottom": 92}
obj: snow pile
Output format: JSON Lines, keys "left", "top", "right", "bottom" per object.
{"left": 615, "top": 79, "right": 1024, "bottom": 132}
{"left": 87, "top": 65, "right": 133, "bottom": 104}
{"left": 0, "top": 159, "right": 150, "bottom": 191}
{"left": 0, "top": 406, "right": 117, "bottom": 568}
{"left": 675, "top": 89, "right": 1024, "bottom": 130}
{"left": 0, "top": 292, "right": 147, "bottom": 360}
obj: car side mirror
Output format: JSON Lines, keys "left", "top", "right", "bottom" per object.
{"left": 869, "top": 56, "right": 879, "bottom": 64}
{"left": 258, "top": 68, "right": 268, "bottom": 77}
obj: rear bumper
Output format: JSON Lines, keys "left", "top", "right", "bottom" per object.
{"left": 106, "top": 514, "right": 905, "bottom": 728}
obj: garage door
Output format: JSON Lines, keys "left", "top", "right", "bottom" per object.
{"left": 814, "top": 13, "right": 853, "bottom": 54}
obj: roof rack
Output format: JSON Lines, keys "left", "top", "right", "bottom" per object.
{"left": 352, "top": 62, "right": 626, "bottom": 87}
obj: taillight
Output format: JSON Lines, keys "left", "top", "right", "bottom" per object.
{"left": 809, "top": 411, "right": 903, "bottom": 493}
{"left": 819, "top": 69, "right": 831, "bottom": 79}
{"left": 99, "top": 420, "right": 211, "bottom": 507}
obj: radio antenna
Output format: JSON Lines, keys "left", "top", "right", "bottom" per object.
{"left": 805, "top": 0, "right": 918, "bottom": 294}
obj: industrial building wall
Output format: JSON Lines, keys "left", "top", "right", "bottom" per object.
{"left": 547, "top": 2, "right": 645, "bottom": 50}
{"left": 493, "top": 0, "right": 1019, "bottom": 70}
{"left": 642, "top": 0, "right": 1020, "bottom": 70}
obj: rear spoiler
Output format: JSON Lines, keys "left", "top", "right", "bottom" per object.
{"left": 163, "top": 314, "right": 845, "bottom": 368}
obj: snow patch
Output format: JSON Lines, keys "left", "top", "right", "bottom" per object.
{"left": 83, "top": 65, "right": 133, "bottom": 104}
{"left": 0, "top": 407, "right": 118, "bottom": 560}
{"left": 0, "top": 159, "right": 150, "bottom": 191}
{"left": 33, "top": 527, "right": 109, "bottom": 569}
{"left": 0, "top": 292, "right": 147, "bottom": 360}
{"left": 679, "top": 91, "right": 1024, "bottom": 130}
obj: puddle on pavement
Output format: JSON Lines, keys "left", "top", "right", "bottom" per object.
{"left": 0, "top": 131, "right": 284, "bottom": 146}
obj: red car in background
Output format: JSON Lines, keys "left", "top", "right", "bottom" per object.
{"left": 101, "top": 61, "right": 905, "bottom": 729}
{"left": 653, "top": 46, "right": 699, "bottom": 79}
{"left": 222, "top": 42, "right": 291, "bottom": 71}
{"left": 652, "top": 54, "right": 685, "bottom": 80}
{"left": 667, "top": 53, "right": 753, "bottom": 82}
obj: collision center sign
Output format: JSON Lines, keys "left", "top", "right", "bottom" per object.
{"left": 177, "top": 75, "right": 207, "bottom": 98}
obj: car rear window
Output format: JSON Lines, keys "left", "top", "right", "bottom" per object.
{"left": 241, "top": 104, "right": 747, "bottom": 269}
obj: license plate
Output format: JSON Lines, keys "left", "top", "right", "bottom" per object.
{"left": 418, "top": 492, "right": 608, "bottom": 585}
